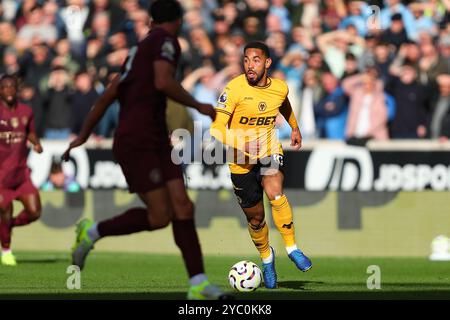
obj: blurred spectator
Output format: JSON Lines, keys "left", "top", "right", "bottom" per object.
{"left": 19, "top": 82, "right": 45, "bottom": 138}
{"left": 43, "top": 66, "right": 72, "bottom": 139}
{"left": 41, "top": 159, "right": 81, "bottom": 192}
{"left": 289, "top": 0, "right": 319, "bottom": 29}
{"left": 424, "top": 0, "right": 449, "bottom": 23}
{"left": 276, "top": 47, "right": 306, "bottom": 89}
{"left": 52, "top": 38, "right": 80, "bottom": 76}
{"left": 89, "top": 0, "right": 125, "bottom": 34}
{"left": 359, "top": 34, "right": 378, "bottom": 70}
{"left": 266, "top": 31, "right": 287, "bottom": 69}
{"left": 182, "top": 0, "right": 217, "bottom": 35}
{"left": 242, "top": 15, "right": 264, "bottom": 43}
{"left": 386, "top": 63, "right": 430, "bottom": 139}
{"left": 317, "top": 29, "right": 365, "bottom": 78}
{"left": 320, "top": 0, "right": 346, "bottom": 32}
{"left": 379, "top": 13, "right": 409, "bottom": 51}
{"left": 389, "top": 41, "right": 421, "bottom": 76}
{"left": 315, "top": 72, "right": 349, "bottom": 139}
{"left": 266, "top": 12, "right": 284, "bottom": 35}
{"left": 268, "top": 0, "right": 291, "bottom": 34}
{"left": 343, "top": 68, "right": 389, "bottom": 141}
{"left": 372, "top": 41, "right": 394, "bottom": 84}
{"left": 339, "top": 0, "right": 368, "bottom": 37}
{"left": 288, "top": 26, "right": 314, "bottom": 54}
{"left": 418, "top": 40, "right": 450, "bottom": 85}
{"left": 15, "top": 4, "right": 58, "bottom": 51}
{"left": 90, "top": 12, "right": 112, "bottom": 44}
{"left": 429, "top": 74, "right": 450, "bottom": 140}
{"left": 70, "top": 71, "right": 100, "bottom": 136}
{"left": 42, "top": 0, "right": 64, "bottom": 38}
{"left": 409, "top": 2, "right": 437, "bottom": 36}
{"left": 21, "top": 43, "right": 53, "bottom": 94}
{"left": 380, "top": 0, "right": 417, "bottom": 41}
{"left": 0, "top": 47, "right": 20, "bottom": 76}
{"left": 306, "top": 49, "right": 331, "bottom": 75}
{"left": 14, "top": 0, "right": 39, "bottom": 31}
{"left": 341, "top": 52, "right": 360, "bottom": 79}
{"left": 0, "top": 22, "right": 17, "bottom": 60}
{"left": 1, "top": 0, "right": 20, "bottom": 22}
{"left": 59, "top": 0, "right": 92, "bottom": 59}
{"left": 242, "top": 0, "right": 269, "bottom": 23}
{"left": 129, "top": 9, "right": 150, "bottom": 41}
{"left": 97, "top": 72, "right": 120, "bottom": 138}
{"left": 298, "top": 69, "right": 323, "bottom": 140}
{"left": 439, "top": 35, "right": 450, "bottom": 59}
{"left": 188, "top": 27, "right": 215, "bottom": 69}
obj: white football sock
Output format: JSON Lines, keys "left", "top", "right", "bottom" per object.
{"left": 286, "top": 245, "right": 298, "bottom": 255}
{"left": 189, "top": 273, "right": 208, "bottom": 286}
{"left": 87, "top": 223, "right": 100, "bottom": 242}
{"left": 262, "top": 251, "right": 274, "bottom": 264}
{"left": 2, "top": 249, "right": 12, "bottom": 255}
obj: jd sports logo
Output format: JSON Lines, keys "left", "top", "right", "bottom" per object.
{"left": 282, "top": 222, "right": 293, "bottom": 229}
{"left": 305, "top": 145, "right": 373, "bottom": 191}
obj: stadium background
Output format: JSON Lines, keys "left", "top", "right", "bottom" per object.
{"left": 0, "top": 0, "right": 450, "bottom": 268}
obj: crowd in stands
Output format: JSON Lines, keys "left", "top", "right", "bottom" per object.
{"left": 1, "top": 0, "right": 449, "bottom": 142}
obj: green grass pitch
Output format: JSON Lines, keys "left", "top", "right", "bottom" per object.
{"left": 0, "top": 251, "right": 449, "bottom": 299}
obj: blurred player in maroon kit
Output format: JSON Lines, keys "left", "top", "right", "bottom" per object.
{"left": 63, "top": 0, "right": 231, "bottom": 300}
{"left": 0, "top": 75, "right": 43, "bottom": 266}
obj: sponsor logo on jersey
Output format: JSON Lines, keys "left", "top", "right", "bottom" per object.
{"left": 161, "top": 39, "right": 175, "bottom": 61}
{"left": 239, "top": 116, "right": 276, "bottom": 126}
{"left": 10, "top": 117, "right": 19, "bottom": 128}
{"left": 218, "top": 92, "right": 227, "bottom": 103}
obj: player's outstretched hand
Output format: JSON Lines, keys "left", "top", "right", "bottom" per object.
{"left": 62, "top": 136, "right": 87, "bottom": 162}
{"left": 196, "top": 103, "right": 216, "bottom": 121}
{"left": 291, "top": 127, "right": 302, "bottom": 150}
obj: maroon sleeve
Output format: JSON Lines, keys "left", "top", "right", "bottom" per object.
{"left": 154, "top": 35, "right": 180, "bottom": 67}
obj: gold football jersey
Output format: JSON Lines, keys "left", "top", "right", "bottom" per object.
{"left": 211, "top": 74, "right": 289, "bottom": 174}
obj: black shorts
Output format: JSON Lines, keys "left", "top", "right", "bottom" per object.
{"left": 230, "top": 154, "right": 284, "bottom": 208}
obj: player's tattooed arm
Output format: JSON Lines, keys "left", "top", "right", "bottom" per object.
{"left": 62, "top": 74, "right": 120, "bottom": 161}
{"left": 279, "top": 97, "right": 299, "bottom": 130}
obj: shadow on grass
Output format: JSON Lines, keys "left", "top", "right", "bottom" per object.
{"left": 277, "top": 280, "right": 325, "bottom": 291}
{"left": 15, "top": 257, "right": 69, "bottom": 264}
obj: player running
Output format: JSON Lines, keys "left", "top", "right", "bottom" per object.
{"left": 210, "top": 41, "right": 312, "bottom": 289}
{"left": 62, "top": 0, "right": 231, "bottom": 300}
{"left": 0, "top": 74, "right": 43, "bottom": 266}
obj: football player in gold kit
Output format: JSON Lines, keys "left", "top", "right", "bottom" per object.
{"left": 210, "top": 41, "right": 312, "bottom": 289}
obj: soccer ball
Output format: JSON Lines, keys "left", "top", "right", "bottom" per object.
{"left": 228, "top": 260, "right": 262, "bottom": 292}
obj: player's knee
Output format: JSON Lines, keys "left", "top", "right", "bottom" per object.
{"left": 147, "top": 212, "right": 171, "bottom": 230}
{"left": 27, "top": 207, "right": 41, "bottom": 221}
{"left": 173, "top": 198, "right": 194, "bottom": 220}
{"left": 147, "top": 206, "right": 172, "bottom": 229}
{"left": 247, "top": 215, "right": 264, "bottom": 228}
